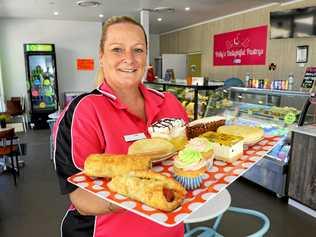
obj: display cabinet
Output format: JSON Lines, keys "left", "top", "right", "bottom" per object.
{"left": 144, "top": 79, "right": 223, "bottom": 120}
{"left": 204, "top": 87, "right": 312, "bottom": 197}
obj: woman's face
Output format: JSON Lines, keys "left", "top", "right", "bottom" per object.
{"left": 100, "top": 22, "right": 147, "bottom": 89}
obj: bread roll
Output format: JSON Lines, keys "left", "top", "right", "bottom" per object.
{"left": 84, "top": 154, "right": 151, "bottom": 178}
{"left": 128, "top": 138, "right": 176, "bottom": 161}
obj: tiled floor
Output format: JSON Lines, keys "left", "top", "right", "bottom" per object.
{"left": 0, "top": 129, "right": 315, "bottom": 237}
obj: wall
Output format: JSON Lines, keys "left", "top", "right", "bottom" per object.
{"left": 160, "top": 0, "right": 316, "bottom": 89}
{"left": 0, "top": 18, "right": 102, "bottom": 109}
{"left": 149, "top": 34, "right": 160, "bottom": 67}
{"left": 0, "top": 58, "right": 5, "bottom": 111}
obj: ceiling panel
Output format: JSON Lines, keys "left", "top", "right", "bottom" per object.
{"left": 0, "top": 0, "right": 295, "bottom": 33}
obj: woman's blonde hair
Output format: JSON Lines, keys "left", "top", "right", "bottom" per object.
{"left": 96, "top": 16, "right": 148, "bottom": 85}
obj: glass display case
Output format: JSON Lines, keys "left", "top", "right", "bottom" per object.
{"left": 204, "top": 87, "right": 312, "bottom": 197}
{"left": 144, "top": 79, "right": 223, "bottom": 120}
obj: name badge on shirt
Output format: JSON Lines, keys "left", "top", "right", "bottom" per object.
{"left": 123, "top": 133, "right": 146, "bottom": 142}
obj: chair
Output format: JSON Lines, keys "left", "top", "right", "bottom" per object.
{"left": 6, "top": 97, "right": 28, "bottom": 132}
{"left": 47, "top": 119, "right": 57, "bottom": 160}
{"left": 0, "top": 128, "right": 20, "bottom": 185}
{"left": 184, "top": 189, "right": 270, "bottom": 237}
{"left": 223, "top": 77, "right": 244, "bottom": 88}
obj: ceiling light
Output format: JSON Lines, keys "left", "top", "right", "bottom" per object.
{"left": 157, "top": 18, "right": 162, "bottom": 22}
{"left": 76, "top": 0, "right": 101, "bottom": 7}
{"left": 153, "top": 7, "right": 175, "bottom": 13}
{"left": 53, "top": 11, "right": 59, "bottom": 16}
{"left": 141, "top": 7, "right": 175, "bottom": 13}
{"left": 99, "top": 14, "right": 104, "bottom": 18}
{"left": 185, "top": 7, "right": 190, "bottom": 11}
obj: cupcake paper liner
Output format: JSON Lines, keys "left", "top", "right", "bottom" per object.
{"left": 174, "top": 174, "right": 204, "bottom": 190}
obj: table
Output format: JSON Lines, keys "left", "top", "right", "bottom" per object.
{"left": 0, "top": 125, "right": 24, "bottom": 172}
{"left": 5, "top": 122, "right": 25, "bottom": 133}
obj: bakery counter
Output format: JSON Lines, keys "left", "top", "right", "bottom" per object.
{"left": 226, "top": 116, "right": 290, "bottom": 197}
{"left": 291, "top": 124, "right": 316, "bottom": 137}
{"left": 287, "top": 125, "right": 316, "bottom": 216}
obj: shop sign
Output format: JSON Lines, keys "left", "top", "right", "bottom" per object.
{"left": 25, "top": 44, "right": 53, "bottom": 52}
{"left": 77, "top": 59, "right": 94, "bottom": 71}
{"left": 213, "top": 25, "right": 267, "bottom": 66}
{"left": 301, "top": 67, "right": 316, "bottom": 89}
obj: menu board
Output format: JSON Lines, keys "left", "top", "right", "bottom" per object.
{"left": 301, "top": 67, "right": 316, "bottom": 89}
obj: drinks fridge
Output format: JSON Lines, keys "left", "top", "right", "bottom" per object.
{"left": 24, "top": 43, "right": 59, "bottom": 128}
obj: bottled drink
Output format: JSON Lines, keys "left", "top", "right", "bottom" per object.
{"left": 248, "top": 79, "right": 253, "bottom": 88}
{"left": 288, "top": 73, "right": 294, "bottom": 90}
{"left": 245, "top": 73, "right": 250, "bottom": 87}
{"left": 186, "top": 75, "right": 192, "bottom": 85}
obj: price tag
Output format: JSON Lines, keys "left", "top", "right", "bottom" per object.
{"left": 284, "top": 112, "right": 296, "bottom": 125}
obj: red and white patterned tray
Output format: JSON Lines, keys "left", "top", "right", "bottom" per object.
{"left": 67, "top": 135, "right": 280, "bottom": 227}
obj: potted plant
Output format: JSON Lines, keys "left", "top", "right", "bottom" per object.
{"left": 0, "top": 114, "right": 9, "bottom": 128}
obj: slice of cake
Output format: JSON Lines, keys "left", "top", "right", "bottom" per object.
{"left": 148, "top": 118, "right": 187, "bottom": 151}
{"left": 200, "top": 131, "right": 243, "bottom": 163}
{"left": 186, "top": 116, "right": 226, "bottom": 139}
{"left": 217, "top": 125, "right": 264, "bottom": 144}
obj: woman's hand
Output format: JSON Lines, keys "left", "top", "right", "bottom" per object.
{"left": 69, "top": 188, "right": 124, "bottom": 216}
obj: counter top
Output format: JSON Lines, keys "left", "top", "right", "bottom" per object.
{"left": 230, "top": 87, "right": 312, "bottom": 97}
{"left": 144, "top": 79, "right": 223, "bottom": 89}
{"left": 291, "top": 124, "right": 316, "bottom": 137}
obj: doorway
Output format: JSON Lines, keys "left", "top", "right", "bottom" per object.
{"left": 187, "top": 53, "right": 202, "bottom": 77}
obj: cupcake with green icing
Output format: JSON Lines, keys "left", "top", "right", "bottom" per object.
{"left": 185, "top": 137, "right": 214, "bottom": 166}
{"left": 173, "top": 147, "right": 207, "bottom": 190}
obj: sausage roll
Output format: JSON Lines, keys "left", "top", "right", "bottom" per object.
{"left": 108, "top": 170, "right": 187, "bottom": 212}
{"left": 84, "top": 154, "right": 151, "bottom": 178}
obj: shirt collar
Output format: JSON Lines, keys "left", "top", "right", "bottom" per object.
{"left": 97, "top": 81, "right": 165, "bottom": 118}
{"left": 97, "top": 82, "right": 126, "bottom": 109}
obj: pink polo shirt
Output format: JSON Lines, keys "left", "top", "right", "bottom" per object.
{"left": 54, "top": 81, "right": 188, "bottom": 237}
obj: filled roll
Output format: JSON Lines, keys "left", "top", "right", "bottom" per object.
{"left": 108, "top": 170, "right": 187, "bottom": 212}
{"left": 84, "top": 154, "right": 151, "bottom": 178}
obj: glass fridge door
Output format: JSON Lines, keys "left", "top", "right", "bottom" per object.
{"left": 27, "top": 55, "right": 58, "bottom": 112}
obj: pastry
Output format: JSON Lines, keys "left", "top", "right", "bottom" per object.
{"left": 84, "top": 154, "right": 151, "bottom": 178}
{"left": 148, "top": 118, "right": 187, "bottom": 151}
{"left": 185, "top": 137, "right": 214, "bottom": 168}
{"left": 200, "top": 131, "right": 243, "bottom": 163}
{"left": 108, "top": 170, "right": 187, "bottom": 212}
{"left": 186, "top": 116, "right": 226, "bottom": 139}
{"left": 217, "top": 125, "right": 264, "bottom": 144}
{"left": 128, "top": 138, "right": 176, "bottom": 161}
{"left": 173, "top": 148, "right": 208, "bottom": 190}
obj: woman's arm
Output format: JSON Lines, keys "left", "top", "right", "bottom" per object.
{"left": 69, "top": 188, "right": 123, "bottom": 216}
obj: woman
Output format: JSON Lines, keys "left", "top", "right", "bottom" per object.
{"left": 54, "top": 16, "right": 188, "bottom": 237}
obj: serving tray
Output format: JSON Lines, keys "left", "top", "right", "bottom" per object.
{"left": 68, "top": 135, "right": 280, "bottom": 227}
